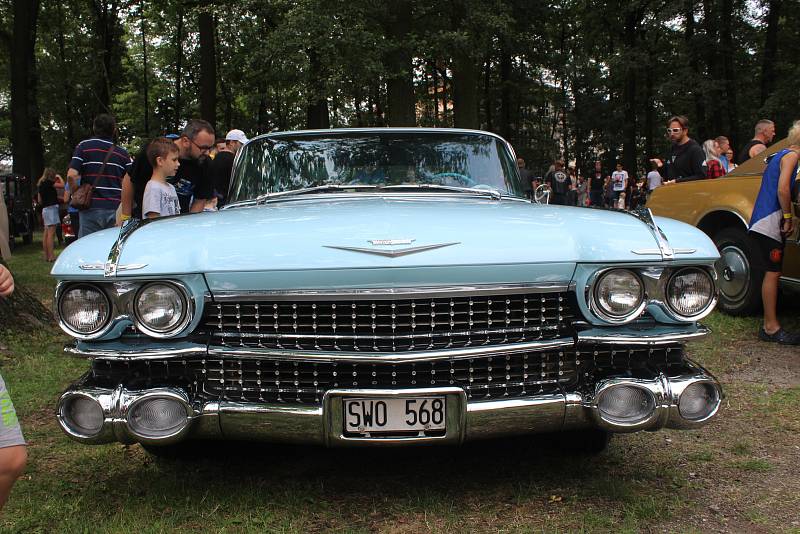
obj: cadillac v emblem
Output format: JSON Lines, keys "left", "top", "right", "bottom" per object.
{"left": 369, "top": 239, "right": 415, "bottom": 246}
{"left": 324, "top": 239, "right": 459, "bottom": 258}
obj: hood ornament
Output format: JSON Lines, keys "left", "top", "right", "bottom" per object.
{"left": 325, "top": 239, "right": 459, "bottom": 258}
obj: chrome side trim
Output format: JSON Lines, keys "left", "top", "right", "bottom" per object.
{"left": 210, "top": 282, "right": 574, "bottom": 302}
{"left": 208, "top": 339, "right": 575, "bottom": 364}
{"left": 105, "top": 218, "right": 143, "bottom": 277}
{"left": 80, "top": 263, "right": 148, "bottom": 271}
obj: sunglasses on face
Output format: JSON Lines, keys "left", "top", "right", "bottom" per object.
{"left": 666, "top": 127, "right": 684, "bottom": 134}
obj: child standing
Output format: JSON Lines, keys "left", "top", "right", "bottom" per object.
{"left": 142, "top": 138, "right": 181, "bottom": 219}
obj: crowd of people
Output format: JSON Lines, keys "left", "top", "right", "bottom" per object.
{"left": 517, "top": 116, "right": 778, "bottom": 212}
{"left": 33, "top": 114, "right": 249, "bottom": 262}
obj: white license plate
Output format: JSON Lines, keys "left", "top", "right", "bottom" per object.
{"left": 343, "top": 396, "right": 446, "bottom": 434}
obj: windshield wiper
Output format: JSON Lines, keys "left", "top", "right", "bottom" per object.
{"left": 379, "top": 183, "right": 502, "bottom": 200}
{"left": 255, "top": 184, "right": 379, "bottom": 204}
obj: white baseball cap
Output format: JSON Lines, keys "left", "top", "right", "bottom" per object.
{"left": 225, "top": 129, "right": 248, "bottom": 144}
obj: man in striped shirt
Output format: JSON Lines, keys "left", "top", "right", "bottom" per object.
{"left": 67, "top": 114, "right": 132, "bottom": 238}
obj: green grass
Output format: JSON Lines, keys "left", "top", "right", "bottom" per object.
{"left": 1, "top": 233, "right": 799, "bottom": 532}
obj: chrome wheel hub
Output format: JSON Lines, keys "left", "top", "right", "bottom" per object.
{"left": 715, "top": 245, "right": 749, "bottom": 303}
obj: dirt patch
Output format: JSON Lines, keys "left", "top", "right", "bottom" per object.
{"left": 721, "top": 339, "right": 800, "bottom": 387}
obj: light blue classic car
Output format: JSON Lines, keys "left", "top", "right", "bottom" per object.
{"left": 52, "top": 128, "right": 722, "bottom": 454}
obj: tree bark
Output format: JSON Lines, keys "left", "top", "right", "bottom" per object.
{"left": 622, "top": 9, "right": 638, "bottom": 176}
{"left": 720, "top": 0, "right": 739, "bottom": 147}
{"left": 55, "top": 1, "right": 76, "bottom": 148}
{"left": 382, "top": 1, "right": 416, "bottom": 126}
{"left": 198, "top": 10, "right": 217, "bottom": 132}
{"left": 174, "top": 7, "right": 183, "bottom": 132}
{"left": 0, "top": 261, "right": 53, "bottom": 332}
{"left": 215, "top": 17, "right": 233, "bottom": 131}
{"left": 499, "top": 47, "right": 512, "bottom": 141}
{"left": 305, "top": 48, "right": 330, "bottom": 129}
{"left": 140, "top": 0, "right": 149, "bottom": 136}
{"left": 760, "top": 0, "right": 781, "bottom": 107}
{"left": 452, "top": 51, "right": 479, "bottom": 129}
{"left": 10, "top": 0, "right": 45, "bottom": 183}
{"left": 685, "top": 1, "right": 707, "bottom": 140}
{"left": 483, "top": 56, "right": 493, "bottom": 131}
{"left": 89, "top": 0, "right": 122, "bottom": 113}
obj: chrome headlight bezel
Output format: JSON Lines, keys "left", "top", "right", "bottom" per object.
{"left": 56, "top": 283, "right": 113, "bottom": 338}
{"left": 665, "top": 267, "right": 718, "bottom": 322}
{"left": 589, "top": 268, "right": 647, "bottom": 324}
{"left": 132, "top": 281, "right": 193, "bottom": 338}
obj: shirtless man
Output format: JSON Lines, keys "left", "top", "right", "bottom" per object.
{"left": 737, "top": 119, "right": 775, "bottom": 164}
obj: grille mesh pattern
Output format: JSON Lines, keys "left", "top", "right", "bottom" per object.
{"left": 90, "top": 345, "right": 685, "bottom": 405}
{"left": 199, "top": 292, "right": 576, "bottom": 352}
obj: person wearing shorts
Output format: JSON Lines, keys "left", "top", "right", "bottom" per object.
{"left": 0, "top": 264, "right": 27, "bottom": 509}
{"left": 38, "top": 168, "right": 60, "bottom": 262}
{"left": 748, "top": 120, "right": 800, "bottom": 345}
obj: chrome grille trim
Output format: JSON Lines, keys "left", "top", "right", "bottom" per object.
{"left": 200, "top": 290, "right": 577, "bottom": 352}
{"left": 207, "top": 339, "right": 575, "bottom": 364}
{"left": 210, "top": 282, "right": 573, "bottom": 302}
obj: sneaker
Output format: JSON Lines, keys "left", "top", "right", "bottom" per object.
{"left": 758, "top": 328, "right": 800, "bottom": 345}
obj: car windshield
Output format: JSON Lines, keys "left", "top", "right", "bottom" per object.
{"left": 227, "top": 131, "right": 523, "bottom": 203}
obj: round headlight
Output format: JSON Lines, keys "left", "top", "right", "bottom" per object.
{"left": 593, "top": 269, "right": 644, "bottom": 321}
{"left": 135, "top": 283, "right": 188, "bottom": 335}
{"left": 58, "top": 284, "right": 111, "bottom": 335}
{"left": 597, "top": 385, "right": 656, "bottom": 424}
{"left": 61, "top": 396, "right": 105, "bottom": 436}
{"left": 127, "top": 397, "right": 189, "bottom": 439}
{"left": 667, "top": 268, "right": 715, "bottom": 318}
{"left": 678, "top": 382, "right": 719, "bottom": 421}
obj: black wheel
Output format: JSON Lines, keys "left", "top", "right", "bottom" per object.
{"left": 712, "top": 227, "right": 763, "bottom": 315}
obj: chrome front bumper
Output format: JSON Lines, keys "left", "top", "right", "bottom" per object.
{"left": 56, "top": 360, "right": 722, "bottom": 447}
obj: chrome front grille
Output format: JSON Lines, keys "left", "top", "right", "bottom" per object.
{"left": 199, "top": 292, "right": 577, "bottom": 352}
{"left": 89, "top": 345, "right": 685, "bottom": 406}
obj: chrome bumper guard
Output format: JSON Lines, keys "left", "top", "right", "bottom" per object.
{"left": 56, "top": 360, "right": 722, "bottom": 446}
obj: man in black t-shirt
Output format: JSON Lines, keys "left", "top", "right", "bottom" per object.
{"left": 545, "top": 160, "right": 570, "bottom": 205}
{"left": 122, "top": 119, "right": 216, "bottom": 219}
{"left": 587, "top": 160, "right": 605, "bottom": 207}
{"left": 209, "top": 129, "right": 248, "bottom": 207}
{"left": 653, "top": 115, "right": 706, "bottom": 185}
{"left": 737, "top": 119, "right": 775, "bottom": 165}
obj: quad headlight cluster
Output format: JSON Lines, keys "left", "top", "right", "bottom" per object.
{"left": 56, "top": 281, "right": 192, "bottom": 339}
{"left": 589, "top": 266, "right": 716, "bottom": 324}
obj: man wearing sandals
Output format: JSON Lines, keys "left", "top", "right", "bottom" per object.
{"left": 749, "top": 120, "right": 800, "bottom": 345}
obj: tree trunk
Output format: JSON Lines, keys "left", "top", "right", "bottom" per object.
{"left": 90, "top": 0, "right": 122, "bottom": 113}
{"left": 55, "top": 1, "right": 76, "bottom": 148}
{"left": 10, "top": 0, "right": 45, "bottom": 183}
{"left": 760, "top": 0, "right": 781, "bottom": 107}
{"left": 174, "top": 7, "right": 183, "bottom": 132}
{"left": 0, "top": 261, "right": 53, "bottom": 332}
{"left": 198, "top": 10, "right": 217, "bottom": 132}
{"left": 720, "top": 0, "right": 739, "bottom": 147}
{"left": 622, "top": 10, "right": 638, "bottom": 176}
{"left": 431, "top": 60, "right": 439, "bottom": 126}
{"left": 382, "top": 1, "right": 416, "bottom": 126}
{"left": 685, "top": 1, "right": 707, "bottom": 140}
{"left": 215, "top": 18, "right": 233, "bottom": 132}
{"left": 702, "top": 0, "right": 721, "bottom": 134}
{"left": 140, "top": 0, "right": 149, "bottom": 136}
{"left": 452, "top": 51, "right": 479, "bottom": 129}
{"left": 305, "top": 48, "right": 330, "bottom": 129}
{"left": 499, "top": 48, "right": 512, "bottom": 141}
{"left": 483, "top": 56, "right": 493, "bottom": 131}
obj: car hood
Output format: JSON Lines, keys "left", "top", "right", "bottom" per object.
{"left": 52, "top": 196, "right": 719, "bottom": 288}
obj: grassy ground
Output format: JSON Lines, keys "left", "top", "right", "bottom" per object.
{"left": 1, "top": 235, "right": 799, "bottom": 533}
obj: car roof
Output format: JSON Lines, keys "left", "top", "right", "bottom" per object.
{"left": 251, "top": 128, "right": 510, "bottom": 144}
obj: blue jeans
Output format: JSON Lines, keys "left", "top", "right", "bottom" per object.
{"left": 78, "top": 208, "right": 117, "bottom": 239}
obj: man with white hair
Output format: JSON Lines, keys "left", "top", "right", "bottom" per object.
{"left": 737, "top": 119, "right": 775, "bottom": 164}
{"left": 210, "top": 129, "right": 249, "bottom": 206}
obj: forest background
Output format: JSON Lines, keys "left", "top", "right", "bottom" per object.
{"left": 1, "top": 0, "right": 797, "bottom": 185}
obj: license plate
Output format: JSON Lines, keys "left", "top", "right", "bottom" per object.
{"left": 343, "top": 396, "right": 446, "bottom": 434}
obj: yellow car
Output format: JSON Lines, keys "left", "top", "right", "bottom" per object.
{"left": 647, "top": 139, "right": 800, "bottom": 315}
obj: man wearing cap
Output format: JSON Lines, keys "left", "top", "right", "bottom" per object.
{"left": 121, "top": 119, "right": 216, "bottom": 219}
{"left": 210, "top": 129, "right": 248, "bottom": 207}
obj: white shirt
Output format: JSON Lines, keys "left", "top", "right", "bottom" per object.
{"left": 143, "top": 179, "right": 180, "bottom": 217}
{"left": 647, "top": 170, "right": 662, "bottom": 190}
{"left": 611, "top": 170, "right": 628, "bottom": 191}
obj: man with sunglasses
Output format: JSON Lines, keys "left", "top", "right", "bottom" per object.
{"left": 652, "top": 115, "right": 706, "bottom": 185}
{"left": 123, "top": 119, "right": 216, "bottom": 219}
